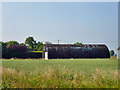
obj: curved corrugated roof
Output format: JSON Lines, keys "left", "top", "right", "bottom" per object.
{"left": 42, "top": 44, "right": 110, "bottom": 59}
{"left": 44, "top": 44, "right": 107, "bottom": 47}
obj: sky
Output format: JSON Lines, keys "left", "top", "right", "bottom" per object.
{"left": 2, "top": 2, "right": 118, "bottom": 52}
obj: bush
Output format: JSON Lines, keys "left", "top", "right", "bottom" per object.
{"left": 2, "top": 44, "right": 42, "bottom": 59}
{"left": 25, "top": 52, "right": 42, "bottom": 59}
{"left": 2, "top": 51, "right": 42, "bottom": 59}
{"left": 7, "top": 45, "right": 27, "bottom": 52}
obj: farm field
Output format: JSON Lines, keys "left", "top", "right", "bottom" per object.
{"left": 1, "top": 59, "right": 119, "bottom": 88}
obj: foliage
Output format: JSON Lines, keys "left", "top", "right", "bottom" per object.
{"left": 1, "top": 42, "right": 10, "bottom": 56}
{"left": 74, "top": 42, "right": 82, "bottom": 45}
{"left": 1, "top": 39, "right": 43, "bottom": 58}
{"left": 35, "top": 41, "right": 43, "bottom": 51}
{"left": 28, "top": 51, "right": 43, "bottom": 53}
{"left": 0, "top": 41, "right": 2, "bottom": 47}
{"left": 7, "top": 45, "right": 27, "bottom": 52}
{"left": 20, "top": 43, "right": 25, "bottom": 45}
{"left": 5, "top": 41, "right": 19, "bottom": 46}
{"left": 25, "top": 37, "right": 36, "bottom": 50}
{"left": 2, "top": 51, "right": 42, "bottom": 59}
{"left": 110, "top": 50, "right": 114, "bottom": 56}
{"left": 0, "top": 42, "right": 2, "bottom": 58}
{"left": 1, "top": 36, "right": 52, "bottom": 54}
{"left": 1, "top": 41, "right": 20, "bottom": 58}
{"left": 25, "top": 37, "right": 43, "bottom": 51}
{"left": 45, "top": 41, "right": 52, "bottom": 44}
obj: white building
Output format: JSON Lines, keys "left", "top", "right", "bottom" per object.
{"left": 117, "top": 47, "right": 120, "bottom": 59}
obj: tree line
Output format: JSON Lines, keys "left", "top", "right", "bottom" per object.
{"left": 0, "top": 36, "right": 115, "bottom": 57}
{"left": 0, "top": 36, "right": 83, "bottom": 58}
{"left": 0, "top": 37, "right": 43, "bottom": 52}
{"left": 0, "top": 36, "right": 83, "bottom": 52}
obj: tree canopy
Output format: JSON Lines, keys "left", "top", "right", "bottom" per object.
{"left": 25, "top": 37, "right": 36, "bottom": 50}
{"left": 45, "top": 41, "right": 52, "bottom": 44}
{"left": 5, "top": 41, "right": 19, "bottom": 46}
{"left": 74, "top": 42, "right": 82, "bottom": 45}
{"left": 25, "top": 36, "right": 43, "bottom": 51}
{"left": 110, "top": 50, "right": 114, "bottom": 56}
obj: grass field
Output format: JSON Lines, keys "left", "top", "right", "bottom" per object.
{"left": 1, "top": 59, "right": 119, "bottom": 88}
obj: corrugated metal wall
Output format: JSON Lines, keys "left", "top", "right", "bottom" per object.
{"left": 42, "top": 44, "right": 110, "bottom": 59}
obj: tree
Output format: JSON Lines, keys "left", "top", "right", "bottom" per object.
{"left": 110, "top": 50, "right": 114, "bottom": 56}
{"left": 45, "top": 41, "right": 52, "bottom": 44}
{"left": 0, "top": 41, "right": 2, "bottom": 50}
{"left": 1, "top": 41, "right": 10, "bottom": 56}
{"left": 5, "top": 41, "right": 19, "bottom": 46}
{"left": 20, "top": 43, "right": 25, "bottom": 45}
{"left": 74, "top": 42, "right": 82, "bottom": 45}
{"left": 0, "top": 42, "right": 2, "bottom": 58}
{"left": 37, "top": 45, "right": 43, "bottom": 51}
{"left": 35, "top": 41, "right": 43, "bottom": 51}
{"left": 25, "top": 37, "right": 36, "bottom": 50}
{"left": 7, "top": 45, "right": 27, "bottom": 52}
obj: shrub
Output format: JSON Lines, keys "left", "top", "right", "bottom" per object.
{"left": 7, "top": 45, "right": 27, "bottom": 52}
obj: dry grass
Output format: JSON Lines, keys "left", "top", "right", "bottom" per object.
{"left": 2, "top": 59, "right": 118, "bottom": 88}
{"left": 2, "top": 67, "right": 118, "bottom": 88}
{"left": 110, "top": 56, "right": 117, "bottom": 59}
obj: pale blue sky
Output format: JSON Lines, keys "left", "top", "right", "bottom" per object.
{"left": 2, "top": 2, "right": 118, "bottom": 52}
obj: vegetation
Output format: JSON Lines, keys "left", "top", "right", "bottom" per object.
{"left": 5, "top": 41, "right": 19, "bottom": 46}
{"left": 1, "top": 59, "right": 118, "bottom": 88}
{"left": 74, "top": 42, "right": 82, "bottom": 45}
{"left": 1, "top": 36, "right": 43, "bottom": 53}
{"left": 28, "top": 51, "right": 43, "bottom": 53}
{"left": 25, "top": 37, "right": 43, "bottom": 51}
{"left": 7, "top": 45, "right": 27, "bottom": 52}
{"left": 0, "top": 36, "right": 44, "bottom": 58}
{"left": 45, "top": 41, "right": 52, "bottom": 44}
{"left": 35, "top": 41, "right": 43, "bottom": 51}
{"left": 110, "top": 50, "right": 115, "bottom": 56}
{"left": 0, "top": 36, "right": 84, "bottom": 59}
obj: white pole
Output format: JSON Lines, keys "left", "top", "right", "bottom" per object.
{"left": 45, "top": 52, "right": 48, "bottom": 60}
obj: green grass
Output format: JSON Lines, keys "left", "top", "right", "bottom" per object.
{"left": 2, "top": 59, "right": 118, "bottom": 73}
{"left": 1, "top": 59, "right": 119, "bottom": 88}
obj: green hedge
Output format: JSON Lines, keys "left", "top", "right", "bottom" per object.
{"left": 28, "top": 51, "right": 43, "bottom": 53}
{"left": 2, "top": 51, "right": 42, "bottom": 59}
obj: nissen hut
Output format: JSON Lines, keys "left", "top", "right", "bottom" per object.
{"left": 42, "top": 44, "right": 110, "bottom": 59}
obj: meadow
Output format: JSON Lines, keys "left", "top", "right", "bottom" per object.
{"left": 1, "top": 59, "right": 119, "bottom": 88}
